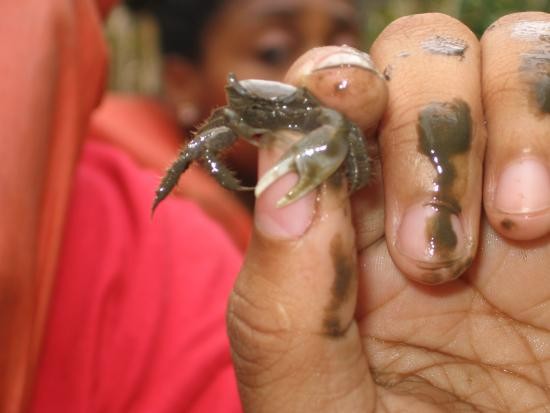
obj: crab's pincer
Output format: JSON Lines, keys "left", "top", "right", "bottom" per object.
{"left": 255, "top": 107, "right": 353, "bottom": 207}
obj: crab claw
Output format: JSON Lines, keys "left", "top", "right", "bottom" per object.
{"left": 256, "top": 121, "right": 349, "bottom": 208}
{"left": 151, "top": 153, "right": 194, "bottom": 215}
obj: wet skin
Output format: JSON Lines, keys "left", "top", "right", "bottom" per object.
{"left": 229, "top": 14, "right": 550, "bottom": 412}
{"left": 417, "top": 99, "right": 473, "bottom": 260}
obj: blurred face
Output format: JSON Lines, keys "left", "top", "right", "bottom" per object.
{"left": 164, "top": 0, "right": 361, "bottom": 186}
{"left": 198, "top": 0, "right": 361, "bottom": 109}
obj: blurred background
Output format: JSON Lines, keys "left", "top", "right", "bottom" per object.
{"left": 105, "top": 0, "right": 549, "bottom": 95}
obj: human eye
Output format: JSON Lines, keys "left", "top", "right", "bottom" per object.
{"left": 256, "top": 45, "right": 291, "bottom": 66}
{"left": 254, "top": 29, "right": 294, "bottom": 68}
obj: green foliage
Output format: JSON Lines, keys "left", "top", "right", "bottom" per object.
{"left": 458, "top": 0, "right": 549, "bottom": 36}
{"left": 363, "top": 0, "right": 549, "bottom": 44}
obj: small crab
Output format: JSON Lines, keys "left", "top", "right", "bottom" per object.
{"left": 152, "top": 72, "right": 371, "bottom": 211}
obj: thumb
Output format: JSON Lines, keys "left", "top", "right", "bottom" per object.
{"left": 227, "top": 46, "right": 387, "bottom": 412}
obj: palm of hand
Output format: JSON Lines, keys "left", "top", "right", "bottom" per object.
{"left": 230, "top": 12, "right": 550, "bottom": 411}
{"left": 355, "top": 222, "right": 550, "bottom": 411}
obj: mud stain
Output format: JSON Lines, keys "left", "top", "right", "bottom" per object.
{"left": 515, "top": 21, "right": 550, "bottom": 115}
{"left": 322, "top": 234, "right": 355, "bottom": 338}
{"left": 417, "top": 99, "right": 472, "bottom": 259}
{"left": 425, "top": 204, "right": 458, "bottom": 255}
{"left": 421, "top": 35, "right": 469, "bottom": 59}
{"left": 521, "top": 48, "right": 550, "bottom": 114}
{"left": 501, "top": 218, "right": 516, "bottom": 230}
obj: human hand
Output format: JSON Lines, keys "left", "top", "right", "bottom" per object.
{"left": 227, "top": 12, "right": 550, "bottom": 412}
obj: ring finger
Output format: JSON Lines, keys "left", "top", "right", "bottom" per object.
{"left": 482, "top": 12, "right": 550, "bottom": 240}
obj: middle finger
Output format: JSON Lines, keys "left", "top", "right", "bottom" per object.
{"left": 370, "top": 13, "right": 485, "bottom": 284}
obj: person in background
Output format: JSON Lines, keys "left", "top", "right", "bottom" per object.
{"left": 151, "top": 0, "right": 362, "bottom": 187}
{"left": 94, "top": 0, "right": 363, "bottom": 251}
{"left": 23, "top": 0, "right": 363, "bottom": 411}
{"left": 2, "top": 1, "right": 547, "bottom": 412}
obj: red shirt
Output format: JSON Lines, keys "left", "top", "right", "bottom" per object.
{"left": 31, "top": 140, "right": 242, "bottom": 412}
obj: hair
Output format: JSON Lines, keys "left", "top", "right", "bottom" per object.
{"left": 126, "top": 0, "right": 225, "bottom": 62}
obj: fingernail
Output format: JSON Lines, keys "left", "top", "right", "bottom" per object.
{"left": 396, "top": 202, "right": 468, "bottom": 281}
{"left": 285, "top": 46, "right": 387, "bottom": 132}
{"left": 254, "top": 148, "right": 315, "bottom": 239}
{"left": 312, "top": 45, "right": 379, "bottom": 73}
{"left": 286, "top": 45, "right": 379, "bottom": 80}
{"left": 495, "top": 158, "right": 550, "bottom": 214}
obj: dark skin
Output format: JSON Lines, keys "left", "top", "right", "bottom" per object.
{"left": 228, "top": 12, "right": 550, "bottom": 412}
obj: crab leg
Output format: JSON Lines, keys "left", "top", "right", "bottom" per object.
{"left": 152, "top": 125, "right": 240, "bottom": 212}
{"left": 256, "top": 108, "right": 350, "bottom": 207}
{"left": 199, "top": 147, "right": 253, "bottom": 191}
{"left": 343, "top": 123, "right": 371, "bottom": 193}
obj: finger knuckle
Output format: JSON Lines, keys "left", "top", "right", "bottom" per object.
{"left": 227, "top": 285, "right": 293, "bottom": 353}
{"left": 375, "top": 13, "right": 475, "bottom": 45}
{"left": 483, "top": 11, "right": 550, "bottom": 40}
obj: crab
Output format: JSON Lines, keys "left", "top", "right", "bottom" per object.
{"left": 152, "top": 72, "right": 371, "bottom": 212}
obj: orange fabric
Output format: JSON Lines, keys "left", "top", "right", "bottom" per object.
{"left": 89, "top": 94, "right": 252, "bottom": 251}
{"left": 31, "top": 139, "right": 242, "bottom": 412}
{"left": 1, "top": 1, "right": 109, "bottom": 411}
{"left": 96, "top": 0, "right": 118, "bottom": 18}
